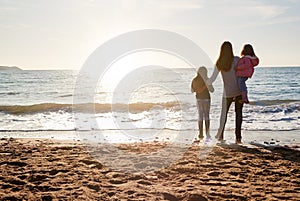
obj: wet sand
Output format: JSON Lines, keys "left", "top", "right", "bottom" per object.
{"left": 0, "top": 137, "right": 299, "bottom": 200}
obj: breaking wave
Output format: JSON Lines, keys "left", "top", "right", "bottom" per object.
{"left": 0, "top": 102, "right": 182, "bottom": 115}
{"left": 250, "top": 99, "right": 299, "bottom": 106}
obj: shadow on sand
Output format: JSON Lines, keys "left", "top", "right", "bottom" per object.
{"left": 217, "top": 142, "right": 300, "bottom": 164}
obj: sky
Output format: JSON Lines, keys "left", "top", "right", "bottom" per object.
{"left": 0, "top": 0, "right": 300, "bottom": 70}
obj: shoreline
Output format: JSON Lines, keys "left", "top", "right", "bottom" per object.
{"left": 0, "top": 129, "right": 299, "bottom": 148}
{"left": 1, "top": 137, "right": 300, "bottom": 200}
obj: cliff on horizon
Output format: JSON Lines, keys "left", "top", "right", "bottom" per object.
{"left": 0, "top": 66, "right": 22, "bottom": 71}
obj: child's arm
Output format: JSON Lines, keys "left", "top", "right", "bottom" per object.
{"left": 193, "top": 85, "right": 207, "bottom": 94}
{"left": 251, "top": 57, "right": 259, "bottom": 67}
{"left": 236, "top": 58, "right": 253, "bottom": 71}
{"left": 198, "top": 86, "right": 207, "bottom": 94}
{"left": 191, "top": 80, "right": 208, "bottom": 94}
{"left": 191, "top": 81, "right": 195, "bottom": 93}
{"left": 245, "top": 55, "right": 259, "bottom": 67}
{"left": 207, "top": 84, "right": 214, "bottom": 93}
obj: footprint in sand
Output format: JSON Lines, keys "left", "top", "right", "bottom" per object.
{"left": 0, "top": 161, "right": 27, "bottom": 167}
{"left": 207, "top": 171, "right": 223, "bottom": 177}
{"left": 28, "top": 174, "right": 49, "bottom": 183}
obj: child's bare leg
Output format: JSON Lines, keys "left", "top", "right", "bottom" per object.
{"left": 198, "top": 120, "right": 204, "bottom": 139}
{"left": 205, "top": 120, "right": 211, "bottom": 138}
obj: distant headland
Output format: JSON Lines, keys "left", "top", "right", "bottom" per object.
{"left": 0, "top": 66, "right": 22, "bottom": 71}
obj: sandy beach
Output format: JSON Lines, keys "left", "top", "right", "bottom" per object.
{"left": 0, "top": 137, "right": 299, "bottom": 201}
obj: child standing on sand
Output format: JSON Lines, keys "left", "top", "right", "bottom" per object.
{"left": 191, "top": 66, "right": 214, "bottom": 141}
{"left": 235, "top": 44, "right": 259, "bottom": 103}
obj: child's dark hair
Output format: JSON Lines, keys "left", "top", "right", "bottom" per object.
{"left": 241, "top": 44, "right": 255, "bottom": 56}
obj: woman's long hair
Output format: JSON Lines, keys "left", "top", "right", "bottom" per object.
{"left": 216, "top": 41, "right": 234, "bottom": 72}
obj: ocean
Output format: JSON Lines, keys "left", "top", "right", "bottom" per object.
{"left": 0, "top": 67, "right": 299, "bottom": 143}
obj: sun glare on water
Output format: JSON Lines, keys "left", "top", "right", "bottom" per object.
{"left": 98, "top": 51, "right": 189, "bottom": 94}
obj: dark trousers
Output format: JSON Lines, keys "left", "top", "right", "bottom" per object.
{"left": 217, "top": 95, "right": 243, "bottom": 140}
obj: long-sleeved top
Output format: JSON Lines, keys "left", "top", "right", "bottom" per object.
{"left": 235, "top": 55, "right": 259, "bottom": 78}
{"left": 191, "top": 76, "right": 213, "bottom": 99}
{"left": 207, "top": 56, "right": 241, "bottom": 98}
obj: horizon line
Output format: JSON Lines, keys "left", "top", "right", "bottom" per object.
{"left": 1, "top": 65, "right": 300, "bottom": 71}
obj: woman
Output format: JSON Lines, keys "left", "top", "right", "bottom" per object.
{"left": 207, "top": 41, "right": 243, "bottom": 143}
